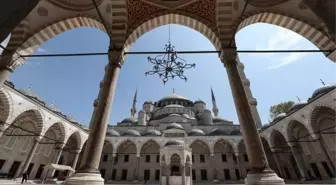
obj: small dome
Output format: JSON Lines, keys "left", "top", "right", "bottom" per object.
{"left": 106, "top": 129, "right": 120, "bottom": 137}
{"left": 272, "top": 113, "right": 286, "bottom": 123}
{"left": 230, "top": 129, "right": 241, "bottom": 135}
{"left": 164, "top": 139, "right": 185, "bottom": 147}
{"left": 194, "top": 100, "right": 205, "bottom": 104}
{"left": 213, "top": 116, "right": 229, "bottom": 123}
{"left": 46, "top": 103, "right": 60, "bottom": 113}
{"left": 165, "top": 122, "right": 184, "bottom": 130}
{"left": 208, "top": 128, "right": 230, "bottom": 136}
{"left": 312, "top": 84, "right": 336, "bottom": 99}
{"left": 121, "top": 117, "right": 137, "bottom": 124}
{"left": 168, "top": 113, "right": 181, "bottom": 117}
{"left": 122, "top": 129, "right": 141, "bottom": 136}
{"left": 289, "top": 101, "right": 307, "bottom": 112}
{"left": 66, "top": 115, "right": 77, "bottom": 122}
{"left": 19, "top": 88, "right": 41, "bottom": 101}
{"left": 143, "top": 129, "right": 162, "bottom": 136}
{"left": 188, "top": 129, "right": 205, "bottom": 136}
{"left": 164, "top": 104, "right": 184, "bottom": 108}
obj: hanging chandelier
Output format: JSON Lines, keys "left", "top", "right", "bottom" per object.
{"left": 145, "top": 25, "right": 196, "bottom": 84}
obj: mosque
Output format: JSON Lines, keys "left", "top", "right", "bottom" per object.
{"left": 0, "top": 80, "right": 335, "bottom": 184}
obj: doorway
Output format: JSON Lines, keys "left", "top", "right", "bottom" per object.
{"left": 8, "top": 161, "right": 21, "bottom": 178}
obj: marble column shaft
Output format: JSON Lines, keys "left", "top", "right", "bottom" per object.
{"left": 289, "top": 144, "right": 309, "bottom": 180}
{"left": 222, "top": 53, "right": 270, "bottom": 173}
{"left": 135, "top": 156, "right": 140, "bottom": 180}
{"left": 71, "top": 150, "right": 81, "bottom": 170}
{"left": 318, "top": 138, "right": 336, "bottom": 174}
{"left": 18, "top": 137, "right": 41, "bottom": 176}
{"left": 181, "top": 164, "right": 185, "bottom": 185}
{"left": 235, "top": 153, "right": 243, "bottom": 179}
{"left": 210, "top": 155, "right": 217, "bottom": 180}
{"left": 0, "top": 67, "right": 11, "bottom": 89}
{"left": 79, "top": 51, "right": 121, "bottom": 173}
{"left": 166, "top": 164, "right": 170, "bottom": 185}
{"left": 271, "top": 150, "right": 285, "bottom": 178}
{"left": 49, "top": 145, "right": 64, "bottom": 177}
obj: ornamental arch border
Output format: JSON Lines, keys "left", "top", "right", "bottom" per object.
{"left": 65, "top": 130, "right": 82, "bottom": 150}
{"left": 41, "top": 120, "right": 67, "bottom": 144}
{"left": 235, "top": 12, "right": 336, "bottom": 62}
{"left": 0, "top": 88, "right": 14, "bottom": 125}
{"left": 286, "top": 119, "right": 314, "bottom": 144}
{"left": 211, "top": 137, "right": 236, "bottom": 155}
{"left": 308, "top": 102, "right": 336, "bottom": 137}
{"left": 6, "top": 16, "right": 107, "bottom": 69}
{"left": 189, "top": 138, "right": 211, "bottom": 153}
{"left": 123, "top": 13, "right": 221, "bottom": 55}
{"left": 139, "top": 138, "right": 162, "bottom": 152}
{"left": 6, "top": 107, "right": 45, "bottom": 136}
{"left": 115, "top": 138, "right": 139, "bottom": 156}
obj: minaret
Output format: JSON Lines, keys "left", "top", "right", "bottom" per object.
{"left": 130, "top": 89, "right": 137, "bottom": 118}
{"left": 211, "top": 86, "right": 219, "bottom": 116}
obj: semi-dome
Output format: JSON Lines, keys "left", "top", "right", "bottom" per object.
{"left": 230, "top": 129, "right": 241, "bottom": 135}
{"left": 208, "top": 128, "right": 230, "bottom": 136}
{"left": 165, "top": 122, "right": 184, "bottom": 130}
{"left": 213, "top": 116, "right": 229, "bottom": 123}
{"left": 121, "top": 117, "right": 137, "bottom": 124}
{"left": 122, "top": 129, "right": 141, "bottom": 136}
{"left": 19, "top": 88, "right": 42, "bottom": 101}
{"left": 164, "top": 139, "right": 185, "bottom": 147}
{"left": 289, "top": 101, "right": 307, "bottom": 112}
{"left": 272, "top": 113, "right": 286, "bottom": 123}
{"left": 106, "top": 129, "right": 120, "bottom": 137}
{"left": 46, "top": 103, "right": 60, "bottom": 113}
{"left": 311, "top": 84, "right": 336, "bottom": 99}
{"left": 143, "top": 129, "right": 162, "bottom": 136}
{"left": 188, "top": 129, "right": 205, "bottom": 136}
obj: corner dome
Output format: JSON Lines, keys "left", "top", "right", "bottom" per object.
{"left": 46, "top": 103, "right": 60, "bottom": 113}
{"left": 122, "top": 129, "right": 141, "bottom": 136}
{"left": 289, "top": 101, "right": 307, "bottom": 112}
{"left": 121, "top": 117, "right": 137, "bottom": 124}
{"left": 188, "top": 129, "right": 205, "bottom": 136}
{"left": 272, "top": 113, "right": 286, "bottom": 123}
{"left": 19, "top": 88, "right": 42, "bottom": 101}
{"left": 143, "top": 129, "right": 162, "bottom": 136}
{"left": 164, "top": 139, "right": 185, "bottom": 147}
{"left": 311, "top": 84, "right": 336, "bottom": 99}
{"left": 106, "top": 129, "right": 120, "bottom": 137}
{"left": 213, "top": 116, "right": 229, "bottom": 123}
{"left": 165, "top": 122, "right": 184, "bottom": 130}
{"left": 208, "top": 128, "right": 230, "bottom": 136}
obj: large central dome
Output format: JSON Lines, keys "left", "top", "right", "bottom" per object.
{"left": 157, "top": 91, "right": 193, "bottom": 108}
{"left": 160, "top": 92, "right": 189, "bottom": 101}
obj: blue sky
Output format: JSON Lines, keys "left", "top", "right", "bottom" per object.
{"left": 1, "top": 23, "right": 335, "bottom": 126}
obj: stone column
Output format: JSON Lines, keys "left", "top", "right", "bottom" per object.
{"left": 17, "top": 137, "right": 41, "bottom": 177}
{"left": 0, "top": 67, "right": 12, "bottom": 89}
{"left": 289, "top": 143, "right": 309, "bottom": 180}
{"left": 271, "top": 149, "right": 285, "bottom": 178}
{"left": 236, "top": 60, "right": 262, "bottom": 129}
{"left": 181, "top": 164, "right": 185, "bottom": 185}
{"left": 317, "top": 137, "right": 336, "bottom": 174}
{"left": 166, "top": 164, "right": 170, "bottom": 185}
{"left": 235, "top": 153, "right": 243, "bottom": 179}
{"left": 135, "top": 156, "right": 140, "bottom": 181}
{"left": 188, "top": 163, "right": 193, "bottom": 185}
{"left": 71, "top": 149, "right": 81, "bottom": 170}
{"left": 65, "top": 48, "right": 122, "bottom": 185}
{"left": 108, "top": 155, "right": 115, "bottom": 181}
{"left": 221, "top": 50, "right": 284, "bottom": 184}
{"left": 49, "top": 144, "right": 65, "bottom": 178}
{"left": 210, "top": 154, "right": 217, "bottom": 181}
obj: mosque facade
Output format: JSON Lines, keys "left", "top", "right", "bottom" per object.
{"left": 0, "top": 80, "right": 335, "bottom": 184}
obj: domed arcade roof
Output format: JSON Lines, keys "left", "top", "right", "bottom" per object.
{"left": 289, "top": 101, "right": 307, "bottom": 112}
{"left": 311, "top": 84, "right": 336, "bottom": 99}
{"left": 46, "top": 103, "right": 60, "bottom": 113}
{"left": 213, "top": 116, "right": 229, "bottom": 123}
{"left": 272, "top": 113, "right": 286, "bottom": 123}
{"left": 188, "top": 129, "right": 206, "bottom": 136}
{"left": 143, "top": 129, "right": 162, "bottom": 136}
{"left": 164, "top": 139, "right": 185, "bottom": 147}
{"left": 208, "top": 128, "right": 230, "bottom": 136}
{"left": 122, "top": 129, "right": 141, "bottom": 136}
{"left": 106, "top": 129, "right": 120, "bottom": 137}
{"left": 165, "top": 122, "right": 184, "bottom": 130}
{"left": 121, "top": 117, "right": 137, "bottom": 124}
{"left": 19, "top": 88, "right": 42, "bottom": 101}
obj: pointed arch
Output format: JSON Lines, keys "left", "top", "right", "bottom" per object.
{"left": 123, "top": 13, "right": 221, "bottom": 55}
{"left": 309, "top": 104, "right": 336, "bottom": 135}
{"left": 140, "top": 139, "right": 161, "bottom": 154}
{"left": 6, "top": 16, "right": 107, "bottom": 69}
{"left": 189, "top": 139, "right": 211, "bottom": 154}
{"left": 43, "top": 121, "right": 67, "bottom": 144}
{"left": 235, "top": 12, "right": 336, "bottom": 61}
{"left": 0, "top": 88, "right": 14, "bottom": 125}
{"left": 65, "top": 131, "right": 82, "bottom": 150}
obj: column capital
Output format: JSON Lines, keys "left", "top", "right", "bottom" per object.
{"left": 75, "top": 149, "right": 81, "bottom": 154}
{"left": 55, "top": 143, "right": 65, "bottom": 150}
{"left": 219, "top": 48, "right": 237, "bottom": 66}
{"left": 108, "top": 45, "right": 123, "bottom": 67}
{"left": 35, "top": 136, "right": 43, "bottom": 142}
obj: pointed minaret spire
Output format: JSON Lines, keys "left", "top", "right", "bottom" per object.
{"left": 130, "top": 89, "right": 137, "bottom": 118}
{"left": 173, "top": 88, "right": 175, "bottom": 93}
{"left": 211, "top": 86, "right": 219, "bottom": 116}
{"left": 320, "top": 79, "right": 325, "bottom": 85}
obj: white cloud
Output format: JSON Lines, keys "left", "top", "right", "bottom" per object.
{"left": 267, "top": 52, "right": 308, "bottom": 70}
{"left": 37, "top": 47, "right": 47, "bottom": 53}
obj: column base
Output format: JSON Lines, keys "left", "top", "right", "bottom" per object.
{"left": 245, "top": 172, "right": 285, "bottom": 185}
{"left": 64, "top": 172, "right": 104, "bottom": 185}
{"left": 213, "top": 179, "right": 218, "bottom": 182}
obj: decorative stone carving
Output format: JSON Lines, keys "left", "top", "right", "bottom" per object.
{"left": 127, "top": 0, "right": 165, "bottom": 27}
{"left": 37, "top": 7, "right": 49, "bottom": 17}
{"left": 178, "top": 0, "right": 216, "bottom": 24}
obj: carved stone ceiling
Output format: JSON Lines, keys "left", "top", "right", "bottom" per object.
{"left": 127, "top": 0, "right": 216, "bottom": 29}
{"left": 47, "top": 0, "right": 103, "bottom": 11}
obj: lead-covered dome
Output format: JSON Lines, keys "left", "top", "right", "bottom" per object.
{"left": 213, "top": 116, "right": 229, "bottom": 123}
{"left": 143, "top": 129, "right": 162, "bottom": 136}
{"left": 311, "top": 84, "right": 336, "bottom": 99}
{"left": 289, "top": 101, "right": 307, "bottom": 112}
{"left": 19, "top": 88, "right": 42, "bottom": 101}
{"left": 66, "top": 115, "right": 77, "bottom": 122}
{"left": 194, "top": 100, "right": 205, "bottom": 104}
{"left": 106, "top": 129, "right": 120, "bottom": 137}
{"left": 121, "top": 117, "right": 137, "bottom": 124}
{"left": 188, "top": 129, "right": 205, "bottom": 136}
{"left": 164, "top": 139, "right": 185, "bottom": 147}
{"left": 165, "top": 122, "right": 184, "bottom": 130}
{"left": 46, "top": 103, "right": 60, "bottom": 113}
{"left": 160, "top": 93, "right": 189, "bottom": 101}
{"left": 122, "top": 129, "right": 141, "bottom": 136}
{"left": 208, "top": 128, "right": 230, "bottom": 136}
{"left": 272, "top": 113, "right": 286, "bottom": 123}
